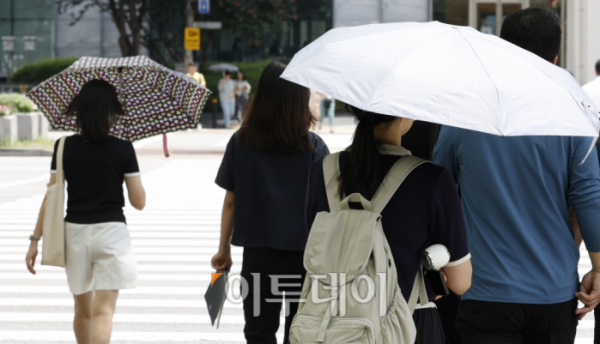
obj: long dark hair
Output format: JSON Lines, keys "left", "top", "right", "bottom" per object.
{"left": 65, "top": 79, "right": 124, "bottom": 142}
{"left": 339, "top": 105, "right": 398, "bottom": 200}
{"left": 238, "top": 59, "right": 314, "bottom": 155}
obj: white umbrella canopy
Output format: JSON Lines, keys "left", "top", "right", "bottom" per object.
{"left": 281, "top": 21, "right": 600, "bottom": 139}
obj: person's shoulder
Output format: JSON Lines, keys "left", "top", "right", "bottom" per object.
{"left": 407, "top": 159, "right": 449, "bottom": 183}
{"left": 308, "top": 131, "right": 328, "bottom": 145}
{"left": 108, "top": 136, "right": 134, "bottom": 149}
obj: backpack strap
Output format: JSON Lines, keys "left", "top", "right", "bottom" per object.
{"left": 407, "top": 267, "right": 429, "bottom": 313}
{"left": 322, "top": 153, "right": 342, "bottom": 212}
{"left": 371, "top": 155, "right": 427, "bottom": 214}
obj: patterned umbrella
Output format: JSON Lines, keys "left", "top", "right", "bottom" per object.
{"left": 28, "top": 56, "right": 211, "bottom": 143}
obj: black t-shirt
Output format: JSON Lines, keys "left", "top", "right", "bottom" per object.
{"left": 215, "top": 131, "right": 330, "bottom": 251}
{"left": 306, "top": 150, "right": 470, "bottom": 302}
{"left": 51, "top": 135, "right": 140, "bottom": 224}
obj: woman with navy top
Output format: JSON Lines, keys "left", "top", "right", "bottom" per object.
{"left": 211, "top": 59, "right": 329, "bottom": 344}
{"left": 25, "top": 80, "right": 145, "bottom": 344}
{"left": 305, "top": 106, "right": 472, "bottom": 343}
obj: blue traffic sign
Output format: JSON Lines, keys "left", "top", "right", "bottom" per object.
{"left": 199, "top": 0, "right": 210, "bottom": 14}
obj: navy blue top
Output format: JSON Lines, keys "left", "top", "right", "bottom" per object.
{"left": 433, "top": 127, "right": 600, "bottom": 304}
{"left": 305, "top": 150, "right": 470, "bottom": 302}
{"left": 215, "top": 131, "right": 329, "bottom": 251}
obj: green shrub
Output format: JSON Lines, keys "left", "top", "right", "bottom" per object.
{"left": 0, "top": 93, "right": 35, "bottom": 113}
{"left": 10, "top": 57, "right": 79, "bottom": 83}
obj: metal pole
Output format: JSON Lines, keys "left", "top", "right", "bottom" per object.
{"left": 496, "top": 0, "right": 503, "bottom": 36}
{"left": 183, "top": 0, "right": 194, "bottom": 68}
{"left": 560, "top": 0, "right": 566, "bottom": 68}
{"left": 10, "top": 0, "right": 14, "bottom": 36}
{"left": 380, "top": 0, "right": 384, "bottom": 23}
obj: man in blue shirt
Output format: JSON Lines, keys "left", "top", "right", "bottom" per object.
{"left": 433, "top": 8, "right": 600, "bottom": 343}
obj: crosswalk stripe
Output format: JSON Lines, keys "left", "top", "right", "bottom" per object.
{"left": 0, "top": 330, "right": 283, "bottom": 342}
{"left": 0, "top": 298, "right": 243, "bottom": 308}
{"left": 0, "top": 264, "right": 241, "bottom": 272}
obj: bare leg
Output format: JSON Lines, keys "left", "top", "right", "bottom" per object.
{"left": 73, "top": 291, "right": 93, "bottom": 344}
{"left": 91, "top": 290, "right": 119, "bottom": 344}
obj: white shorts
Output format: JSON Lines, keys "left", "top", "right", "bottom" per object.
{"left": 65, "top": 222, "right": 137, "bottom": 295}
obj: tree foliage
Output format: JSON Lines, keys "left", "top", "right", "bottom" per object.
{"left": 55, "top": 0, "right": 298, "bottom": 67}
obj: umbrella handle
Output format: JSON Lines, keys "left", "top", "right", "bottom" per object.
{"left": 163, "top": 133, "right": 170, "bottom": 158}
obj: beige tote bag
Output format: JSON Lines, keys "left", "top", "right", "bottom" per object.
{"left": 41, "top": 136, "right": 67, "bottom": 267}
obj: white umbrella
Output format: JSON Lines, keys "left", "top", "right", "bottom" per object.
{"left": 281, "top": 22, "right": 600, "bottom": 141}
{"left": 208, "top": 63, "right": 239, "bottom": 72}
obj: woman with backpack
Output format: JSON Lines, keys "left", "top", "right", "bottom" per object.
{"left": 211, "top": 59, "right": 330, "bottom": 344}
{"left": 304, "top": 106, "right": 472, "bottom": 343}
{"left": 25, "top": 79, "right": 145, "bottom": 344}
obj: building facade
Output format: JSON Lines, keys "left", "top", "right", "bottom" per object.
{"left": 334, "top": 0, "right": 600, "bottom": 85}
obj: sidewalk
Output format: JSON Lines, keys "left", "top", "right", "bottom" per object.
{"left": 4, "top": 115, "right": 356, "bottom": 157}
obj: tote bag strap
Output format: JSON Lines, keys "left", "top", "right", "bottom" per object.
{"left": 55, "top": 137, "right": 67, "bottom": 183}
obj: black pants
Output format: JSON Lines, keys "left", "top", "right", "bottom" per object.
{"left": 435, "top": 291, "right": 463, "bottom": 344}
{"left": 457, "top": 299, "right": 578, "bottom": 344}
{"left": 240, "top": 247, "right": 306, "bottom": 344}
{"left": 595, "top": 307, "right": 600, "bottom": 344}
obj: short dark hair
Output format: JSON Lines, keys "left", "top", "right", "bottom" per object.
{"left": 596, "top": 59, "right": 600, "bottom": 74}
{"left": 238, "top": 59, "right": 314, "bottom": 155}
{"left": 500, "top": 8, "right": 561, "bottom": 62}
{"left": 65, "top": 79, "right": 124, "bottom": 142}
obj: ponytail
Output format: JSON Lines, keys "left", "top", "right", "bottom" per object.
{"left": 339, "top": 106, "right": 397, "bottom": 200}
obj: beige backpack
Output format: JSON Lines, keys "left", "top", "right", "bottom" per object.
{"left": 290, "top": 152, "right": 428, "bottom": 344}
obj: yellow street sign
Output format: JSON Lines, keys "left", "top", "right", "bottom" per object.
{"left": 184, "top": 27, "right": 201, "bottom": 50}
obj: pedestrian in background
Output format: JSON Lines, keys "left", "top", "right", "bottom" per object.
{"left": 583, "top": 59, "right": 600, "bottom": 108}
{"left": 186, "top": 63, "right": 206, "bottom": 87}
{"left": 25, "top": 80, "right": 146, "bottom": 344}
{"left": 234, "top": 71, "right": 251, "bottom": 122}
{"left": 583, "top": 59, "right": 600, "bottom": 344}
{"left": 308, "top": 89, "right": 324, "bottom": 130}
{"left": 218, "top": 71, "right": 236, "bottom": 128}
{"left": 318, "top": 94, "right": 335, "bottom": 133}
{"left": 433, "top": 9, "right": 600, "bottom": 343}
{"left": 305, "top": 106, "right": 472, "bottom": 343}
{"left": 211, "top": 59, "right": 329, "bottom": 344}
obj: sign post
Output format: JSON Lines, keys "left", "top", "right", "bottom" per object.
{"left": 2, "top": 36, "right": 15, "bottom": 78}
{"left": 198, "top": 0, "right": 210, "bottom": 14}
{"left": 23, "top": 36, "right": 36, "bottom": 64}
{"left": 184, "top": 27, "right": 201, "bottom": 51}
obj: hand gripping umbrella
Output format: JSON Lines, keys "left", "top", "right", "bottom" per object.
{"left": 281, "top": 22, "right": 600, "bottom": 161}
{"left": 28, "top": 56, "right": 212, "bottom": 157}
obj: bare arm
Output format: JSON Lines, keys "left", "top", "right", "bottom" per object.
{"left": 125, "top": 176, "right": 146, "bottom": 210}
{"left": 442, "top": 259, "right": 472, "bottom": 295}
{"left": 26, "top": 174, "right": 57, "bottom": 274}
{"left": 211, "top": 191, "right": 235, "bottom": 271}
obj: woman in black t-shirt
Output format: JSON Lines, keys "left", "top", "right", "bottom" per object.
{"left": 212, "top": 59, "right": 329, "bottom": 344}
{"left": 25, "top": 80, "right": 146, "bottom": 344}
{"left": 305, "top": 106, "right": 472, "bottom": 344}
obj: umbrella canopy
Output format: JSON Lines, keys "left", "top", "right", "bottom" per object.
{"left": 208, "top": 63, "right": 239, "bottom": 72}
{"left": 281, "top": 22, "right": 600, "bottom": 139}
{"left": 28, "top": 56, "right": 211, "bottom": 142}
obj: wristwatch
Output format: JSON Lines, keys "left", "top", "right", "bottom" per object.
{"left": 29, "top": 235, "right": 41, "bottom": 241}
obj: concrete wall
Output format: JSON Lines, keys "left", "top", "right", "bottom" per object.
{"left": 334, "top": 0, "right": 430, "bottom": 28}
{"left": 0, "top": 115, "right": 18, "bottom": 145}
{"left": 54, "top": 4, "right": 146, "bottom": 58}
{"left": 566, "top": 0, "right": 600, "bottom": 85}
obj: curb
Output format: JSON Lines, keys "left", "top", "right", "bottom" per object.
{"left": 0, "top": 149, "right": 52, "bottom": 157}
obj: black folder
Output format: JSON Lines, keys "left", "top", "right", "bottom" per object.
{"left": 204, "top": 270, "right": 228, "bottom": 328}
